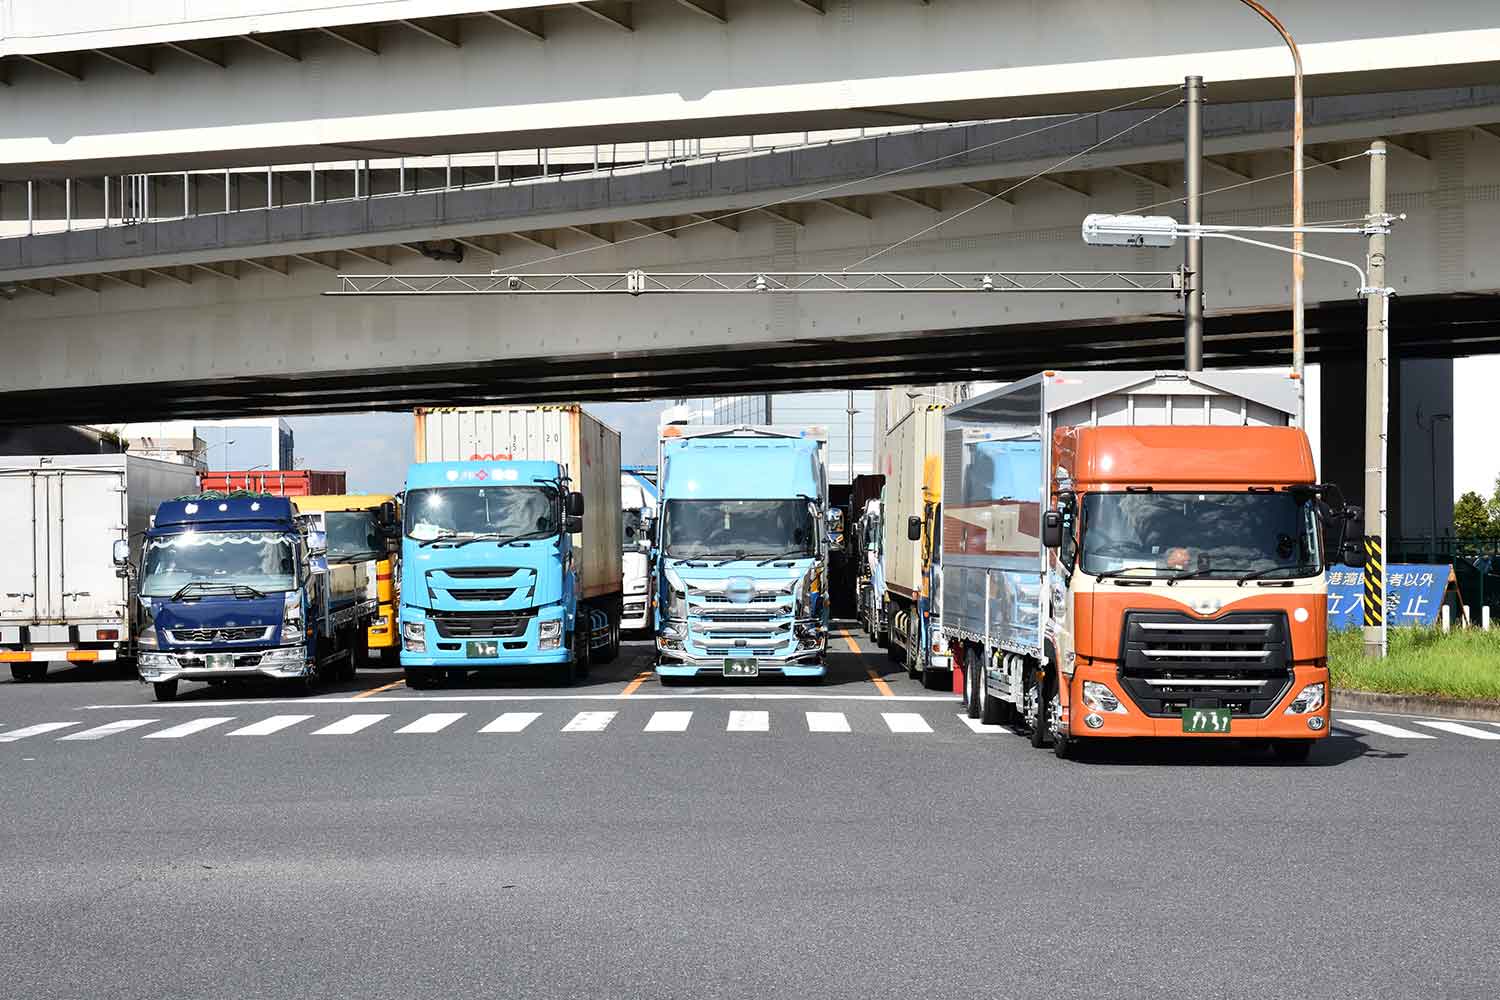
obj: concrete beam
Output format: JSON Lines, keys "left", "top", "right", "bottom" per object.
{"left": 162, "top": 40, "right": 226, "bottom": 69}
{"left": 92, "top": 47, "right": 154, "bottom": 74}
{"left": 572, "top": 2, "right": 633, "bottom": 32}
{"left": 317, "top": 25, "right": 380, "bottom": 56}
{"left": 483, "top": 10, "right": 546, "bottom": 41}
{"left": 239, "top": 33, "right": 302, "bottom": 63}
{"left": 674, "top": 0, "right": 727, "bottom": 23}
{"left": 399, "top": 18, "right": 463, "bottom": 48}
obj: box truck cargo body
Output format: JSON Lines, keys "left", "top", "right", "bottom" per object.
{"left": 879, "top": 405, "right": 950, "bottom": 688}
{"left": 402, "top": 407, "right": 622, "bottom": 686}
{"left": 944, "top": 371, "right": 1352, "bottom": 760}
{"left": 201, "top": 470, "right": 346, "bottom": 496}
{"left": 1, "top": 454, "right": 197, "bottom": 680}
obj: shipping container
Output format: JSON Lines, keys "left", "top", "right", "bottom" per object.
{"left": 200, "top": 470, "right": 346, "bottom": 496}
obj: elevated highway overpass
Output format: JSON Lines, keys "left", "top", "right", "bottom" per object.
{"left": 2, "top": 0, "right": 1499, "bottom": 178}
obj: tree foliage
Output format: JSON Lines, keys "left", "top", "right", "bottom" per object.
{"left": 1453, "top": 477, "right": 1500, "bottom": 539}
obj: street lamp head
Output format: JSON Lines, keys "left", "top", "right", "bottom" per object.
{"left": 1081, "top": 213, "right": 1179, "bottom": 249}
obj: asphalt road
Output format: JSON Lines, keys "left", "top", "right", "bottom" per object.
{"left": 3, "top": 627, "right": 1497, "bottom": 998}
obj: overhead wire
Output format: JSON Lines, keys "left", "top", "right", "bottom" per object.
{"left": 506, "top": 85, "right": 1187, "bottom": 270}
{"left": 842, "top": 99, "right": 1186, "bottom": 270}
{"left": 1125, "top": 149, "right": 1370, "bottom": 215}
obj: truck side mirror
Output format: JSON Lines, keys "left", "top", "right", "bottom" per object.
{"left": 566, "top": 491, "right": 585, "bottom": 517}
{"left": 565, "top": 514, "right": 584, "bottom": 533}
{"left": 111, "top": 538, "right": 130, "bottom": 567}
{"left": 907, "top": 515, "right": 922, "bottom": 542}
{"left": 1341, "top": 536, "right": 1366, "bottom": 568}
{"left": 306, "top": 529, "right": 328, "bottom": 556}
{"left": 1041, "top": 511, "right": 1063, "bottom": 549}
{"left": 310, "top": 555, "right": 330, "bottom": 576}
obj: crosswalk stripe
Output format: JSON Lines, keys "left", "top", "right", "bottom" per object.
{"left": 0, "top": 721, "right": 81, "bottom": 742}
{"left": 313, "top": 714, "right": 389, "bottom": 736}
{"left": 395, "top": 712, "right": 466, "bottom": 734}
{"left": 805, "top": 711, "right": 850, "bottom": 733}
{"left": 1411, "top": 720, "right": 1500, "bottom": 741}
{"left": 229, "top": 715, "right": 314, "bottom": 737}
{"left": 58, "top": 719, "right": 157, "bottom": 741}
{"left": 957, "top": 714, "right": 1015, "bottom": 735}
{"left": 479, "top": 712, "right": 542, "bottom": 734}
{"left": 882, "top": 712, "right": 932, "bottom": 734}
{"left": 644, "top": 710, "right": 693, "bottom": 733}
{"left": 1338, "top": 718, "right": 1437, "bottom": 739}
{"left": 727, "top": 710, "right": 769, "bottom": 732}
{"left": 144, "top": 717, "right": 236, "bottom": 740}
{"left": 562, "top": 711, "right": 616, "bottom": 733}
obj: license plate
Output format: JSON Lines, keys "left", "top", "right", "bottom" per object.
{"left": 466, "top": 640, "right": 499, "bottom": 658}
{"left": 206, "top": 653, "right": 234, "bottom": 670}
{"left": 1182, "top": 708, "right": 1231, "bottom": 733}
{"left": 723, "top": 658, "right": 759, "bottom": 678}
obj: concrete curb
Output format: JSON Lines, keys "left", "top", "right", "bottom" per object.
{"left": 1335, "top": 688, "right": 1500, "bottom": 723}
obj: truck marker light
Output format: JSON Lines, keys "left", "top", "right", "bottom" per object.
{"left": 1307, "top": 717, "right": 1326, "bottom": 731}
{"left": 1084, "top": 713, "right": 1104, "bottom": 729}
{"left": 1293, "top": 607, "right": 1310, "bottom": 623}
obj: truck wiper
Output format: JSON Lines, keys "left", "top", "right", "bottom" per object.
{"left": 710, "top": 550, "right": 749, "bottom": 567}
{"left": 1164, "top": 568, "right": 1219, "bottom": 586}
{"left": 1236, "top": 563, "right": 1317, "bottom": 586}
{"left": 417, "top": 533, "right": 461, "bottom": 548}
{"left": 454, "top": 528, "right": 556, "bottom": 549}
{"left": 1092, "top": 566, "right": 1163, "bottom": 582}
{"left": 170, "top": 581, "right": 267, "bottom": 601}
{"left": 754, "top": 549, "right": 812, "bottom": 566}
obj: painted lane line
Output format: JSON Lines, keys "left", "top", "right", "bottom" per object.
{"left": 805, "top": 711, "right": 851, "bottom": 733}
{"left": 1337, "top": 718, "right": 1437, "bottom": 740}
{"left": 0, "top": 722, "right": 81, "bottom": 742}
{"left": 353, "top": 679, "right": 406, "bottom": 699}
{"left": 562, "top": 711, "right": 617, "bottom": 733}
{"left": 957, "top": 714, "right": 1016, "bottom": 735}
{"left": 58, "top": 719, "right": 157, "bottom": 741}
{"left": 229, "top": 715, "right": 314, "bottom": 737}
{"left": 727, "top": 710, "right": 769, "bottom": 732}
{"left": 143, "top": 717, "right": 236, "bottom": 740}
{"left": 865, "top": 669, "right": 895, "bottom": 697}
{"left": 644, "top": 711, "right": 693, "bottom": 733}
{"left": 1412, "top": 719, "right": 1500, "bottom": 741}
{"left": 479, "top": 712, "right": 542, "bottom": 734}
{"left": 619, "top": 672, "right": 652, "bottom": 697}
{"left": 312, "top": 714, "right": 390, "bottom": 736}
{"left": 395, "top": 712, "right": 467, "bottom": 734}
{"left": 882, "top": 712, "right": 933, "bottom": 734}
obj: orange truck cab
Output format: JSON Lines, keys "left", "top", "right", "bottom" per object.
{"left": 943, "top": 371, "right": 1360, "bottom": 761}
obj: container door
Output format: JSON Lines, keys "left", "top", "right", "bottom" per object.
{"left": 0, "top": 473, "right": 40, "bottom": 621}
{"left": 55, "top": 470, "right": 128, "bottom": 623}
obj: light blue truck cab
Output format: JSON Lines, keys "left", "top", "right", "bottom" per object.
{"left": 126, "top": 495, "right": 370, "bottom": 701}
{"left": 399, "top": 460, "right": 614, "bottom": 687}
{"left": 654, "top": 426, "right": 830, "bottom": 682}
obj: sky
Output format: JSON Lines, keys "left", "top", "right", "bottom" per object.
{"left": 289, "top": 356, "right": 1500, "bottom": 502}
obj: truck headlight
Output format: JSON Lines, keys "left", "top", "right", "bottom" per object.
{"left": 402, "top": 619, "right": 426, "bottom": 653}
{"left": 138, "top": 652, "right": 172, "bottom": 677}
{"left": 261, "top": 646, "right": 307, "bottom": 667}
{"left": 1285, "top": 682, "right": 1325, "bottom": 714}
{"left": 281, "top": 618, "right": 304, "bottom": 643}
{"left": 663, "top": 567, "right": 688, "bottom": 622}
{"left": 539, "top": 618, "right": 562, "bottom": 651}
{"left": 136, "top": 624, "right": 158, "bottom": 650}
{"left": 1081, "top": 680, "right": 1127, "bottom": 714}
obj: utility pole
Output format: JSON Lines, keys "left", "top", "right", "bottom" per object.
{"left": 1184, "top": 75, "right": 1204, "bottom": 370}
{"left": 1362, "top": 140, "right": 1389, "bottom": 658}
{"left": 846, "top": 390, "right": 856, "bottom": 488}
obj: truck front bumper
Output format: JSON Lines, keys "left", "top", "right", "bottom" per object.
{"left": 1062, "top": 664, "right": 1331, "bottom": 740}
{"left": 655, "top": 647, "right": 827, "bottom": 678}
{"left": 621, "top": 594, "right": 650, "bottom": 632}
{"left": 137, "top": 647, "right": 311, "bottom": 682}
{"left": 401, "top": 646, "right": 571, "bottom": 668}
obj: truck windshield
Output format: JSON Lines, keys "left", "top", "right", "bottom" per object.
{"left": 662, "top": 499, "right": 816, "bottom": 559}
{"left": 1079, "top": 491, "right": 1322, "bottom": 580}
{"left": 140, "top": 531, "right": 297, "bottom": 597}
{"left": 404, "top": 486, "right": 558, "bottom": 543}
{"left": 325, "top": 511, "right": 382, "bottom": 561}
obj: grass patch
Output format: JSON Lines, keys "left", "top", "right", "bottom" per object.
{"left": 1329, "top": 627, "right": 1500, "bottom": 701}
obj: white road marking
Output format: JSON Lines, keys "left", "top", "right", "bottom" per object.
{"left": 562, "top": 711, "right": 616, "bottom": 733}
{"left": 644, "top": 710, "right": 693, "bottom": 733}
{"left": 395, "top": 712, "right": 466, "bottom": 734}
{"left": 58, "top": 719, "right": 157, "bottom": 741}
{"left": 1337, "top": 718, "right": 1437, "bottom": 740}
{"left": 727, "top": 710, "right": 769, "bottom": 732}
{"left": 882, "top": 712, "right": 933, "bottom": 734}
{"left": 312, "top": 714, "right": 389, "bottom": 736}
{"left": 1411, "top": 719, "right": 1500, "bottom": 740}
{"left": 0, "top": 722, "right": 81, "bottom": 742}
{"left": 479, "top": 712, "right": 542, "bottom": 734}
{"left": 957, "top": 714, "right": 1016, "bottom": 735}
{"left": 143, "top": 717, "right": 236, "bottom": 740}
{"left": 229, "top": 715, "right": 314, "bottom": 737}
{"left": 805, "top": 711, "right": 850, "bottom": 733}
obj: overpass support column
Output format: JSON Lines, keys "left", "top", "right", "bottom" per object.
{"left": 1184, "top": 76, "right": 1204, "bottom": 371}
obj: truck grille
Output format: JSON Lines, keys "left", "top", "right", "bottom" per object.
{"left": 1117, "top": 611, "right": 1292, "bottom": 718}
{"left": 440, "top": 567, "right": 523, "bottom": 579}
{"left": 168, "top": 626, "right": 274, "bottom": 643}
{"left": 429, "top": 609, "right": 534, "bottom": 639}
{"left": 443, "top": 588, "right": 516, "bottom": 602}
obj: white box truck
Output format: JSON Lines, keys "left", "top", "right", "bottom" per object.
{"left": 879, "top": 404, "right": 950, "bottom": 688}
{"left": 1, "top": 453, "right": 198, "bottom": 680}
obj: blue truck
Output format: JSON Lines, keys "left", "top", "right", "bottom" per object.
{"left": 122, "top": 495, "right": 376, "bottom": 701}
{"left": 400, "top": 405, "right": 623, "bottom": 687}
{"left": 653, "top": 424, "right": 830, "bottom": 682}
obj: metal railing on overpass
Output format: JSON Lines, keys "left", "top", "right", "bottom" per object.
{"left": 0, "top": 120, "right": 986, "bottom": 240}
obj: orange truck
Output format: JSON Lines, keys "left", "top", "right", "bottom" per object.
{"left": 944, "top": 371, "right": 1359, "bottom": 761}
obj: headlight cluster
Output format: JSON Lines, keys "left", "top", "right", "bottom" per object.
{"left": 663, "top": 568, "right": 688, "bottom": 622}
{"left": 539, "top": 618, "right": 562, "bottom": 651}
{"left": 261, "top": 646, "right": 307, "bottom": 667}
{"left": 658, "top": 622, "right": 685, "bottom": 652}
{"left": 402, "top": 619, "right": 426, "bottom": 653}
{"left": 1285, "top": 682, "right": 1325, "bottom": 715}
{"left": 136, "top": 604, "right": 158, "bottom": 650}
{"left": 137, "top": 651, "right": 173, "bottom": 677}
{"left": 282, "top": 592, "right": 305, "bottom": 643}
{"left": 1081, "top": 680, "right": 1128, "bottom": 714}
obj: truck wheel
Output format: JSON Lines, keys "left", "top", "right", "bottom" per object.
{"left": 921, "top": 663, "right": 950, "bottom": 691}
{"left": 1028, "top": 675, "right": 1052, "bottom": 749}
{"left": 979, "top": 668, "right": 1004, "bottom": 726}
{"left": 904, "top": 640, "right": 920, "bottom": 679}
{"left": 10, "top": 664, "right": 31, "bottom": 682}
{"left": 404, "top": 667, "right": 434, "bottom": 690}
{"left": 1271, "top": 739, "right": 1314, "bottom": 762}
{"left": 291, "top": 662, "right": 321, "bottom": 697}
{"left": 153, "top": 679, "right": 179, "bottom": 702}
{"left": 600, "top": 622, "right": 621, "bottom": 665}
{"left": 963, "top": 662, "right": 980, "bottom": 719}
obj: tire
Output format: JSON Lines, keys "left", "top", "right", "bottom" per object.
{"left": 10, "top": 663, "right": 33, "bottom": 682}
{"left": 290, "top": 661, "right": 321, "bottom": 697}
{"left": 979, "top": 665, "right": 1004, "bottom": 726}
{"left": 658, "top": 672, "right": 683, "bottom": 687}
{"left": 445, "top": 668, "right": 466, "bottom": 686}
{"left": 153, "top": 679, "right": 179, "bottom": 702}
{"left": 904, "top": 638, "right": 920, "bottom": 679}
{"left": 602, "top": 621, "right": 622, "bottom": 665}
{"left": 963, "top": 660, "right": 981, "bottom": 719}
{"left": 1272, "top": 739, "right": 1314, "bottom": 762}
{"left": 887, "top": 633, "right": 903, "bottom": 663}
{"left": 1028, "top": 674, "right": 1051, "bottom": 749}
{"left": 404, "top": 666, "right": 434, "bottom": 690}
{"left": 921, "top": 663, "right": 950, "bottom": 692}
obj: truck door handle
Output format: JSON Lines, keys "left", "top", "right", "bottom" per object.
{"left": 5, "top": 592, "right": 33, "bottom": 599}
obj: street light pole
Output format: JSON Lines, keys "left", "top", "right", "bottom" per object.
{"left": 1362, "top": 141, "right": 1389, "bottom": 658}
{"left": 1184, "top": 76, "right": 1204, "bottom": 371}
{"left": 1236, "top": 1, "right": 1304, "bottom": 377}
